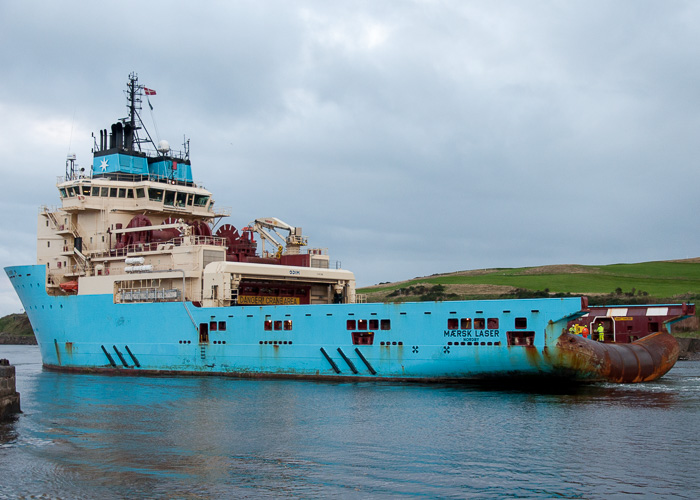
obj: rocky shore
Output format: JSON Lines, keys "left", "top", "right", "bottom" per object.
{"left": 0, "top": 333, "right": 37, "bottom": 345}
{"left": 676, "top": 338, "right": 700, "bottom": 361}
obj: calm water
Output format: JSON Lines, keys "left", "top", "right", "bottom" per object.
{"left": 1, "top": 345, "right": 699, "bottom": 499}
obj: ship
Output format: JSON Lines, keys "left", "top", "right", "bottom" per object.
{"left": 4, "top": 73, "right": 680, "bottom": 384}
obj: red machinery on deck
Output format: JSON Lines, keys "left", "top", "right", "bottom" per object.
{"left": 567, "top": 303, "right": 695, "bottom": 343}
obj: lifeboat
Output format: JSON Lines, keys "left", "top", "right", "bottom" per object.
{"left": 59, "top": 280, "right": 79, "bottom": 293}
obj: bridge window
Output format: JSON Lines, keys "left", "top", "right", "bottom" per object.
{"left": 488, "top": 318, "right": 499, "bottom": 329}
{"left": 91, "top": 187, "right": 99, "bottom": 196}
{"left": 265, "top": 320, "right": 272, "bottom": 331}
{"left": 447, "top": 318, "right": 458, "bottom": 329}
{"left": 515, "top": 317, "right": 527, "bottom": 329}
{"left": 136, "top": 188, "right": 145, "bottom": 198}
{"left": 461, "top": 318, "right": 472, "bottom": 329}
{"left": 218, "top": 321, "right": 227, "bottom": 331}
{"left": 209, "top": 321, "right": 218, "bottom": 331}
{"left": 109, "top": 188, "right": 117, "bottom": 197}
{"left": 369, "top": 319, "right": 379, "bottom": 330}
{"left": 164, "top": 191, "right": 175, "bottom": 206}
{"left": 101, "top": 187, "right": 109, "bottom": 197}
{"left": 148, "top": 188, "right": 163, "bottom": 201}
{"left": 176, "top": 192, "right": 187, "bottom": 207}
{"left": 274, "top": 320, "right": 282, "bottom": 331}
{"left": 82, "top": 186, "right": 91, "bottom": 195}
{"left": 194, "top": 194, "right": 209, "bottom": 207}
{"left": 284, "top": 320, "right": 293, "bottom": 330}
{"left": 381, "top": 319, "right": 391, "bottom": 330}
{"left": 347, "top": 319, "right": 356, "bottom": 330}
{"left": 358, "top": 319, "right": 368, "bottom": 330}
{"left": 474, "top": 318, "right": 485, "bottom": 329}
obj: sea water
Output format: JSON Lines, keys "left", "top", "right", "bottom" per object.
{"left": 1, "top": 345, "right": 699, "bottom": 499}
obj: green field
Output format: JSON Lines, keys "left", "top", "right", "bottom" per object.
{"left": 359, "top": 261, "right": 700, "bottom": 299}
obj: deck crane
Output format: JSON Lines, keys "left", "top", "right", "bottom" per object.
{"left": 251, "top": 217, "right": 308, "bottom": 258}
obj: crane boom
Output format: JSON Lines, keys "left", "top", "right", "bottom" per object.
{"left": 251, "top": 217, "right": 308, "bottom": 256}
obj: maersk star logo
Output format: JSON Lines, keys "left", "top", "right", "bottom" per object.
{"left": 100, "top": 159, "right": 108, "bottom": 171}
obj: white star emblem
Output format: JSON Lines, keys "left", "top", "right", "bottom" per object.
{"left": 100, "top": 159, "right": 108, "bottom": 171}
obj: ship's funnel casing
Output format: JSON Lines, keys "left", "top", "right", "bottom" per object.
{"left": 112, "top": 122, "right": 126, "bottom": 149}
{"left": 92, "top": 150, "right": 191, "bottom": 182}
{"left": 92, "top": 151, "right": 149, "bottom": 176}
{"left": 148, "top": 157, "right": 193, "bottom": 183}
{"left": 124, "top": 123, "right": 134, "bottom": 150}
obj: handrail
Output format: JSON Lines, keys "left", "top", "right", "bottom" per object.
{"left": 88, "top": 235, "right": 227, "bottom": 260}
{"left": 57, "top": 172, "right": 205, "bottom": 189}
{"left": 115, "top": 268, "right": 198, "bottom": 331}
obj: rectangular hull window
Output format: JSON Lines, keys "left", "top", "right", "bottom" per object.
{"left": 507, "top": 331, "right": 534, "bottom": 346}
{"left": 352, "top": 331, "right": 374, "bottom": 345}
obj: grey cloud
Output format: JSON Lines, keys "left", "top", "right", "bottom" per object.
{"left": 1, "top": 0, "right": 699, "bottom": 315}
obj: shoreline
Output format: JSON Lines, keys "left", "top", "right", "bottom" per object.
{"left": 0, "top": 334, "right": 37, "bottom": 345}
{"left": 676, "top": 337, "right": 700, "bottom": 361}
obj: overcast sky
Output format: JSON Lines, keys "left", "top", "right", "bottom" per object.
{"left": 1, "top": 0, "right": 699, "bottom": 316}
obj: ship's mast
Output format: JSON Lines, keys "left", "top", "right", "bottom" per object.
{"left": 122, "top": 72, "right": 186, "bottom": 160}
{"left": 65, "top": 153, "right": 79, "bottom": 180}
{"left": 128, "top": 72, "right": 138, "bottom": 136}
{"left": 123, "top": 72, "right": 143, "bottom": 152}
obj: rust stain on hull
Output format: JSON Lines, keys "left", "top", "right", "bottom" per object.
{"left": 546, "top": 331, "right": 680, "bottom": 383}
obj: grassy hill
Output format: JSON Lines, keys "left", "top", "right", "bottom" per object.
{"left": 0, "top": 312, "right": 35, "bottom": 344}
{"left": 358, "top": 258, "right": 700, "bottom": 305}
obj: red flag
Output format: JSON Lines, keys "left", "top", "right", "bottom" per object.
{"left": 144, "top": 87, "right": 156, "bottom": 95}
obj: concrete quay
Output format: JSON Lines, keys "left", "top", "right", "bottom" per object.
{"left": 0, "top": 359, "right": 21, "bottom": 419}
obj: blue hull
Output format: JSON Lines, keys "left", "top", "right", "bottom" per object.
{"left": 6, "top": 265, "right": 585, "bottom": 381}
